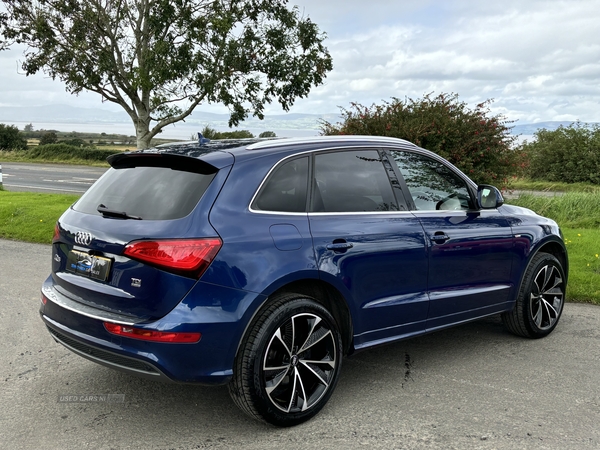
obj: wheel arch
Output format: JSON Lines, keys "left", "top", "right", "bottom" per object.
{"left": 270, "top": 279, "right": 354, "bottom": 355}
{"left": 536, "top": 240, "right": 569, "bottom": 284}
{"left": 516, "top": 236, "right": 569, "bottom": 297}
{"left": 235, "top": 278, "right": 355, "bottom": 361}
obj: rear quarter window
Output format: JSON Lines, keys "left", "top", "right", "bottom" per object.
{"left": 252, "top": 156, "right": 309, "bottom": 213}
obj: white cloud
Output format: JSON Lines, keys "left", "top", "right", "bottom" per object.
{"left": 2, "top": 0, "right": 600, "bottom": 124}
{"left": 297, "top": 0, "right": 600, "bottom": 123}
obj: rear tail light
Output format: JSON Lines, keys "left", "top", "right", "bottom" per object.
{"left": 104, "top": 322, "right": 201, "bottom": 343}
{"left": 53, "top": 223, "right": 61, "bottom": 243}
{"left": 123, "top": 238, "right": 222, "bottom": 278}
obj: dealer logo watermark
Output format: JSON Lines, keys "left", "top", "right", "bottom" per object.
{"left": 58, "top": 394, "right": 125, "bottom": 403}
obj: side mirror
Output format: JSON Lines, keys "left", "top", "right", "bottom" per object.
{"left": 477, "top": 185, "right": 504, "bottom": 209}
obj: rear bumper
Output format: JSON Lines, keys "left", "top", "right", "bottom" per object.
{"left": 40, "top": 276, "right": 267, "bottom": 385}
{"left": 43, "top": 316, "right": 171, "bottom": 381}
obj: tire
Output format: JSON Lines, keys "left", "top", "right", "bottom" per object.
{"left": 229, "top": 293, "right": 343, "bottom": 426}
{"left": 502, "top": 252, "right": 566, "bottom": 338}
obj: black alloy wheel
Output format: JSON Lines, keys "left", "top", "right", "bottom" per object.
{"left": 229, "top": 294, "right": 342, "bottom": 426}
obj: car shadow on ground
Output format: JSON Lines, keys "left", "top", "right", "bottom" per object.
{"left": 56, "top": 314, "right": 516, "bottom": 432}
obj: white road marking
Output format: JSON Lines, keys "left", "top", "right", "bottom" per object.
{"left": 3, "top": 183, "right": 84, "bottom": 193}
{"left": 42, "top": 179, "right": 95, "bottom": 185}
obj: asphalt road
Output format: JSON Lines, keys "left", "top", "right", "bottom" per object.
{"left": 1, "top": 238, "right": 600, "bottom": 449}
{"left": 0, "top": 163, "right": 106, "bottom": 194}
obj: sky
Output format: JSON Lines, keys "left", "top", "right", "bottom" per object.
{"left": 1, "top": 0, "right": 599, "bottom": 125}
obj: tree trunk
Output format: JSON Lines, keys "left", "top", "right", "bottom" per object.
{"left": 135, "top": 114, "right": 153, "bottom": 150}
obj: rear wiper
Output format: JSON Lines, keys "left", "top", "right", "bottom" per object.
{"left": 97, "top": 204, "right": 142, "bottom": 220}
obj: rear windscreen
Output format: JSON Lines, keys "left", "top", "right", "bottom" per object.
{"left": 73, "top": 166, "right": 217, "bottom": 220}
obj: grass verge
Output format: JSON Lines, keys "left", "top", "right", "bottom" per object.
{"left": 0, "top": 190, "right": 79, "bottom": 243}
{"left": 507, "top": 192, "right": 600, "bottom": 303}
{"left": 508, "top": 192, "right": 600, "bottom": 228}
{"left": 508, "top": 178, "right": 600, "bottom": 193}
{"left": 0, "top": 146, "right": 116, "bottom": 167}
{"left": 560, "top": 229, "right": 600, "bottom": 303}
{"left": 1, "top": 189, "right": 599, "bottom": 304}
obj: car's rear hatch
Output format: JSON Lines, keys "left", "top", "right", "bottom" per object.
{"left": 49, "top": 151, "right": 231, "bottom": 322}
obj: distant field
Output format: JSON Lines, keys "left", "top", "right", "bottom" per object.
{"left": 22, "top": 129, "right": 180, "bottom": 148}
{"left": 0, "top": 130, "right": 186, "bottom": 165}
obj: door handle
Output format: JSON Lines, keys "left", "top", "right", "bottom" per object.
{"left": 430, "top": 231, "right": 450, "bottom": 244}
{"left": 326, "top": 242, "right": 354, "bottom": 251}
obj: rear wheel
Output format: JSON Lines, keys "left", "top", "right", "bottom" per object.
{"left": 229, "top": 293, "right": 342, "bottom": 426}
{"left": 502, "top": 252, "right": 566, "bottom": 338}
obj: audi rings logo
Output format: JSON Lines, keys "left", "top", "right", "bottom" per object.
{"left": 74, "top": 231, "right": 94, "bottom": 246}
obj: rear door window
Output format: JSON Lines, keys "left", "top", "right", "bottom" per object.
{"left": 312, "top": 150, "right": 399, "bottom": 212}
{"left": 73, "top": 164, "right": 216, "bottom": 220}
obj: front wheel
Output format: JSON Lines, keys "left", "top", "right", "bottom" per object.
{"left": 502, "top": 252, "right": 566, "bottom": 338}
{"left": 229, "top": 294, "right": 342, "bottom": 426}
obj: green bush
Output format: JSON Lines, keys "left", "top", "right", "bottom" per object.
{"left": 200, "top": 125, "right": 254, "bottom": 140}
{"left": 522, "top": 123, "right": 600, "bottom": 184}
{"left": 320, "top": 93, "right": 522, "bottom": 187}
{"left": 0, "top": 123, "right": 28, "bottom": 150}
{"left": 39, "top": 131, "right": 58, "bottom": 145}
{"left": 28, "top": 144, "right": 120, "bottom": 161}
{"left": 61, "top": 138, "right": 88, "bottom": 147}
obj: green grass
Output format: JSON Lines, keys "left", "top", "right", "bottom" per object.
{"left": 508, "top": 178, "right": 600, "bottom": 193}
{"left": 507, "top": 192, "right": 600, "bottom": 303}
{"left": 561, "top": 229, "right": 600, "bottom": 303}
{"left": 0, "top": 150, "right": 110, "bottom": 167}
{"left": 508, "top": 192, "right": 600, "bottom": 228}
{"left": 0, "top": 190, "right": 79, "bottom": 243}
{"left": 1, "top": 189, "right": 600, "bottom": 304}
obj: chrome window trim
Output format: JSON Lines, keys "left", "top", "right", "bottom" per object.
{"left": 247, "top": 142, "right": 482, "bottom": 215}
{"left": 248, "top": 145, "right": 397, "bottom": 214}
{"left": 250, "top": 210, "right": 310, "bottom": 216}
{"left": 308, "top": 210, "right": 414, "bottom": 217}
{"left": 410, "top": 209, "right": 499, "bottom": 216}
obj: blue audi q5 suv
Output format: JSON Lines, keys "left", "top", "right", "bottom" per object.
{"left": 41, "top": 135, "right": 568, "bottom": 426}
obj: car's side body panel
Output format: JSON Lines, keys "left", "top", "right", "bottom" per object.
{"left": 309, "top": 212, "right": 429, "bottom": 347}
{"left": 414, "top": 209, "right": 517, "bottom": 330}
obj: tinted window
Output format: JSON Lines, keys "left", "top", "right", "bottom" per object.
{"left": 312, "top": 150, "right": 398, "bottom": 212}
{"left": 391, "top": 151, "right": 474, "bottom": 211}
{"left": 74, "top": 166, "right": 216, "bottom": 220}
{"left": 253, "top": 157, "right": 309, "bottom": 212}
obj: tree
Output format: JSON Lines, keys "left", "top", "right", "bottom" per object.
{"left": 259, "top": 131, "right": 277, "bottom": 138}
{"left": 0, "top": 123, "right": 28, "bottom": 150}
{"left": 62, "top": 137, "right": 87, "bottom": 147}
{"left": 23, "top": 123, "right": 33, "bottom": 132}
{"left": 199, "top": 125, "right": 220, "bottom": 140}
{"left": 0, "top": 10, "right": 7, "bottom": 50}
{"left": 321, "top": 93, "right": 521, "bottom": 187}
{"left": 1, "top": 0, "right": 332, "bottom": 149}
{"left": 39, "top": 131, "right": 58, "bottom": 145}
{"left": 522, "top": 123, "right": 600, "bottom": 184}
{"left": 0, "top": 123, "right": 27, "bottom": 149}
{"left": 199, "top": 125, "right": 254, "bottom": 139}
